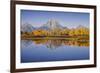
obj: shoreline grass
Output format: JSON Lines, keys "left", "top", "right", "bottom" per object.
{"left": 21, "top": 36, "right": 89, "bottom": 41}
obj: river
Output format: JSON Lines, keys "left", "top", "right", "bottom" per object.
{"left": 21, "top": 39, "right": 89, "bottom": 63}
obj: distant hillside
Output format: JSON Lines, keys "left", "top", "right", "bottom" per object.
{"left": 21, "top": 23, "right": 36, "bottom": 32}
{"left": 21, "top": 19, "right": 88, "bottom": 32}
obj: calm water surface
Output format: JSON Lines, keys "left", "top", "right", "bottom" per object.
{"left": 21, "top": 39, "right": 89, "bottom": 63}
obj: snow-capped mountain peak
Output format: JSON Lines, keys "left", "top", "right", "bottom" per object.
{"left": 39, "top": 19, "right": 63, "bottom": 30}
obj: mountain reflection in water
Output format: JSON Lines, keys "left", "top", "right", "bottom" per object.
{"left": 22, "top": 39, "right": 89, "bottom": 49}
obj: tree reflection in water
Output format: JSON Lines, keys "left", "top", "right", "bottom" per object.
{"left": 30, "top": 39, "right": 89, "bottom": 49}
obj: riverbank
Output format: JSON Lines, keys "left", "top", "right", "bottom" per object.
{"left": 21, "top": 35, "right": 89, "bottom": 41}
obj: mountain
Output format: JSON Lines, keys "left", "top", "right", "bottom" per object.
{"left": 39, "top": 19, "right": 64, "bottom": 30}
{"left": 76, "top": 25, "right": 89, "bottom": 30}
{"left": 21, "top": 23, "right": 36, "bottom": 32}
{"left": 21, "top": 19, "right": 69, "bottom": 32}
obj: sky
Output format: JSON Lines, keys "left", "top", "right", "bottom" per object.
{"left": 21, "top": 10, "right": 90, "bottom": 28}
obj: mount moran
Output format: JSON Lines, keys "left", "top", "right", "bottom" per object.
{"left": 21, "top": 19, "right": 87, "bottom": 32}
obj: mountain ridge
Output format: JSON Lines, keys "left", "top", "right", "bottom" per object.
{"left": 21, "top": 19, "right": 88, "bottom": 32}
